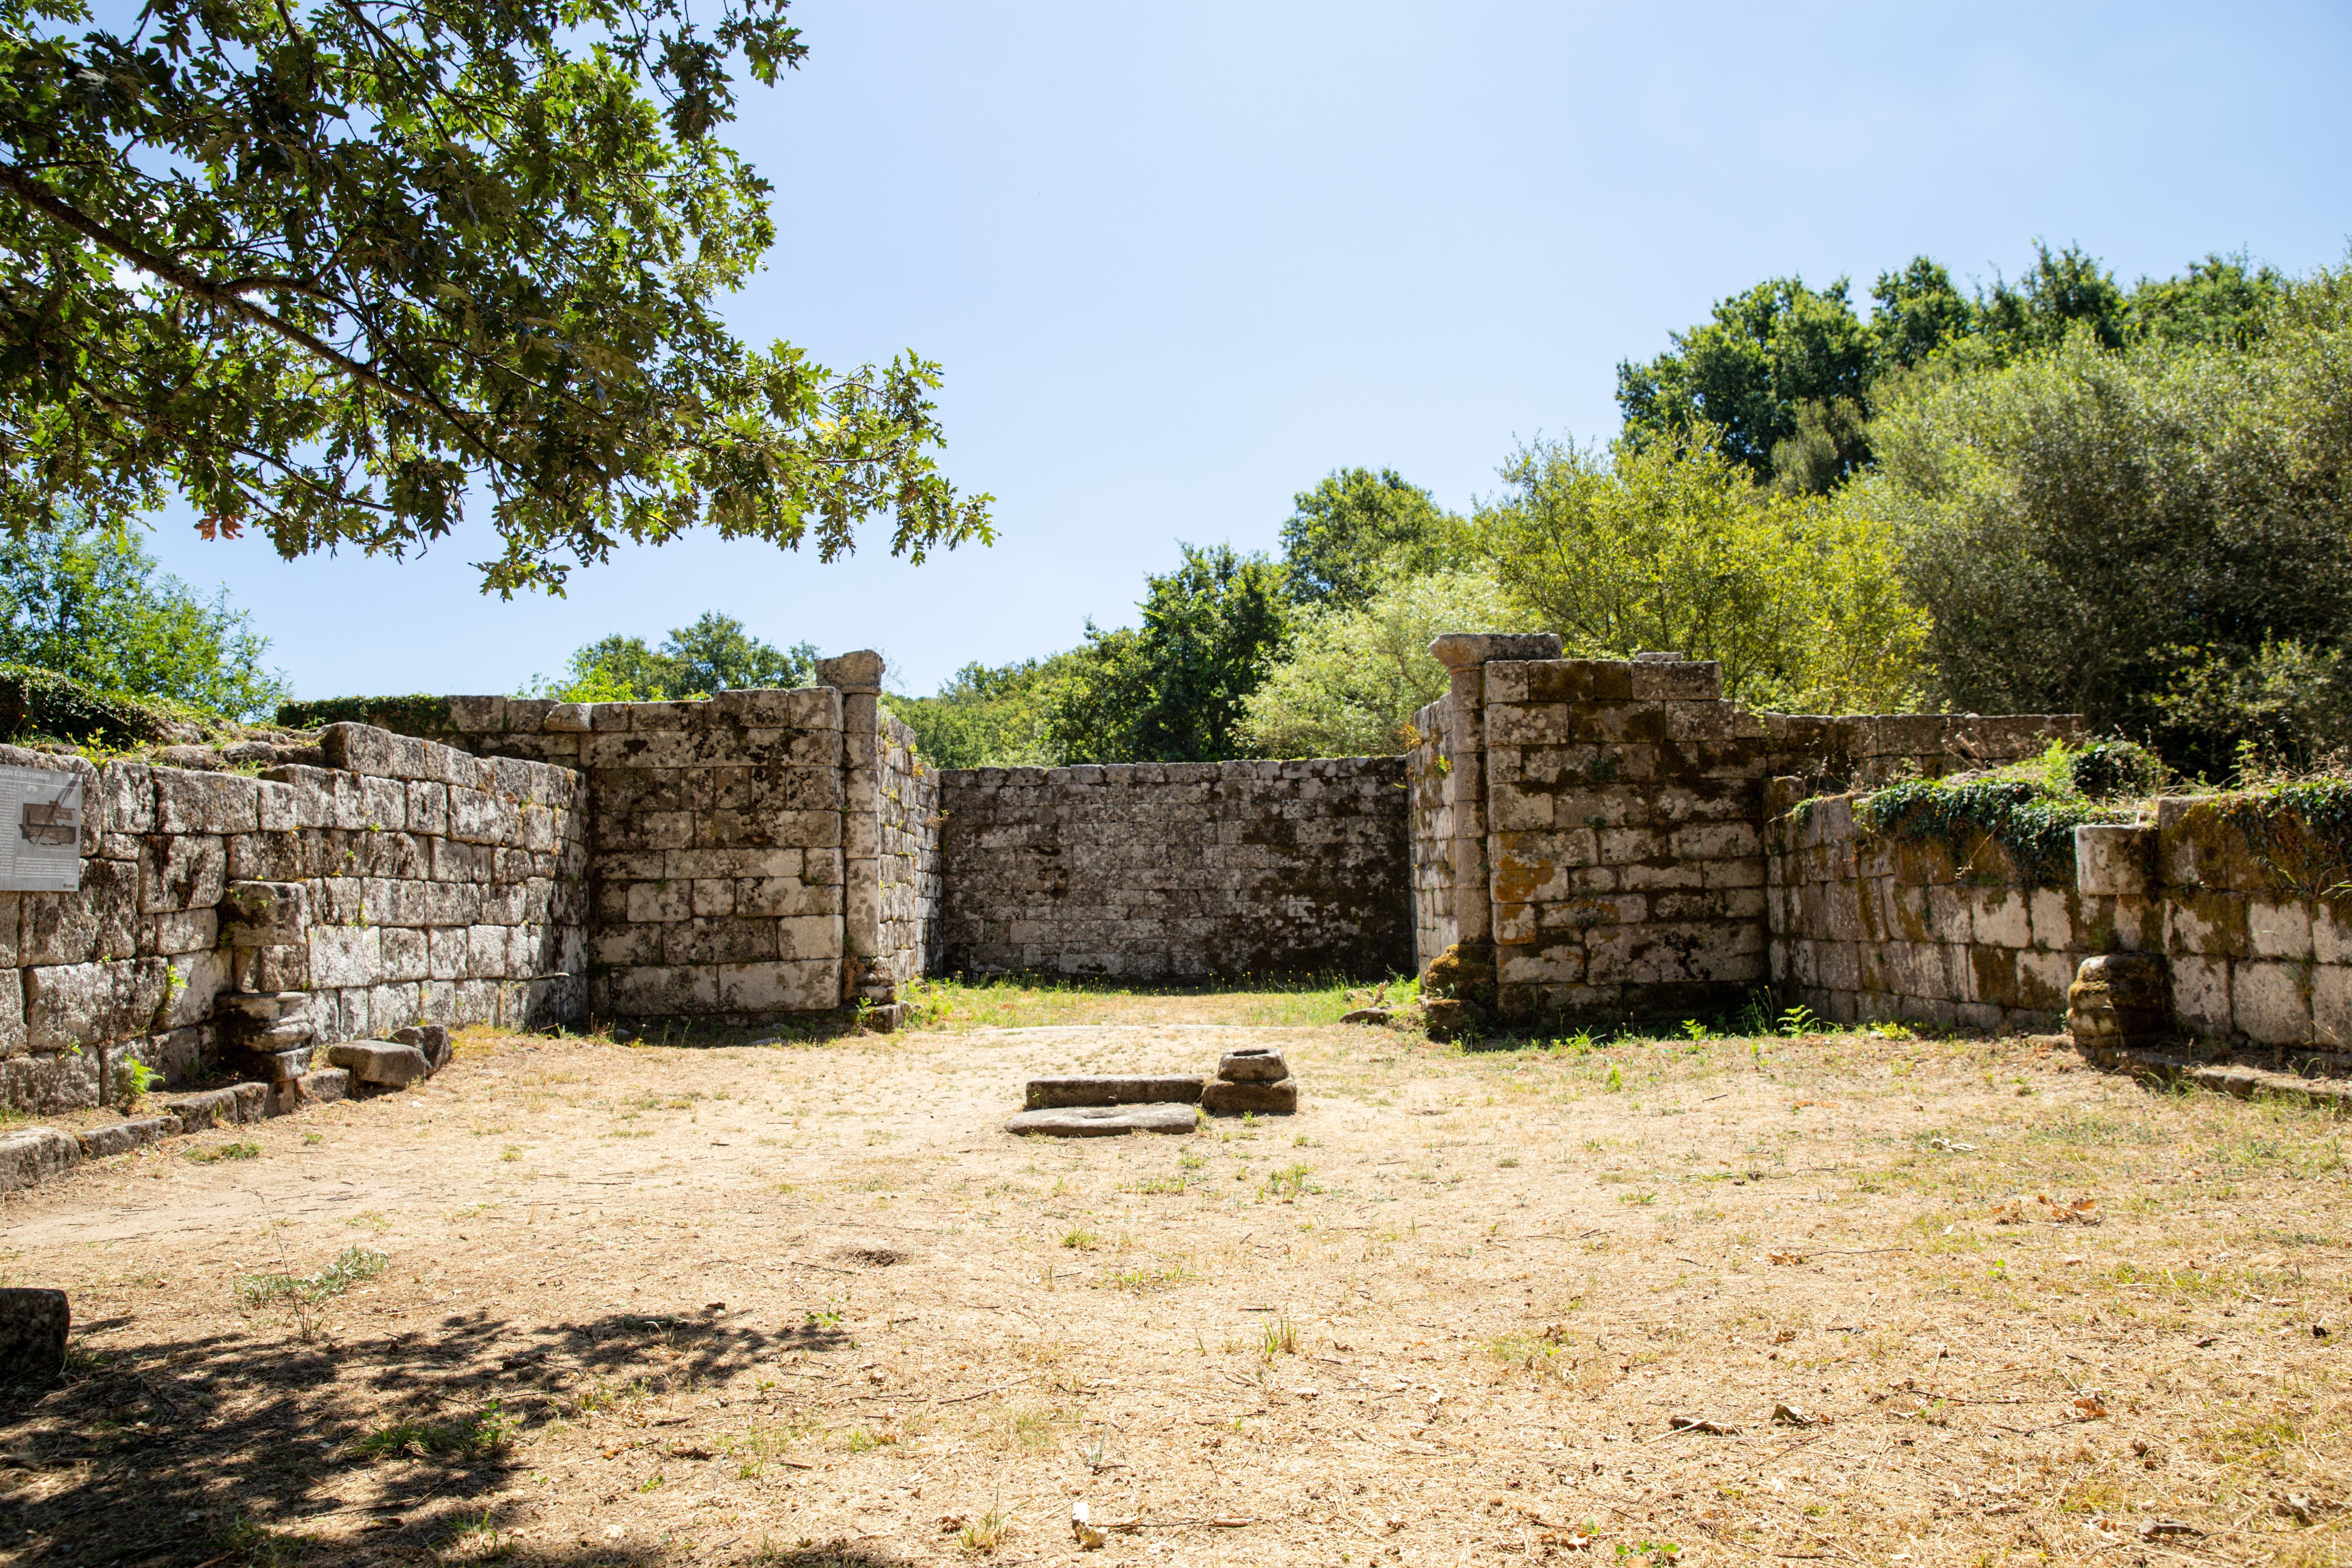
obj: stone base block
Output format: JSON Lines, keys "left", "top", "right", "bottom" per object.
{"left": 301, "top": 1067, "right": 351, "bottom": 1106}
{"left": 0, "top": 1287, "right": 70, "bottom": 1383}
{"left": 327, "top": 1041, "right": 433, "bottom": 1088}
{"left": 1005, "top": 1103, "right": 1200, "bottom": 1138}
{"left": 1200, "top": 1078, "right": 1298, "bottom": 1115}
{"left": 76, "top": 1118, "right": 168, "bottom": 1161}
{"left": 1026, "top": 1074, "right": 1205, "bottom": 1110}
{"left": 0, "top": 1127, "right": 79, "bottom": 1192}
{"left": 1216, "top": 1047, "right": 1288, "bottom": 1083}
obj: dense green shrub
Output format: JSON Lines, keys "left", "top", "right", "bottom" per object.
{"left": 276, "top": 695, "right": 451, "bottom": 734}
{"left": 0, "top": 664, "right": 190, "bottom": 747}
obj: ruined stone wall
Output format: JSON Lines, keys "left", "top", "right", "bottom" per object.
{"left": 935, "top": 758, "right": 1413, "bottom": 981}
{"left": 5, "top": 724, "right": 585, "bottom": 1113}
{"left": 578, "top": 689, "right": 847, "bottom": 1018}
{"left": 1407, "top": 695, "right": 1455, "bottom": 974}
{"left": 1424, "top": 647, "right": 2082, "bottom": 1025}
{"left": 877, "top": 711, "right": 939, "bottom": 989}
{"left": 1768, "top": 787, "right": 2352, "bottom": 1046}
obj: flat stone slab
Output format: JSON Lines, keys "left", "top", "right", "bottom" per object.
{"left": 1005, "top": 1103, "right": 1200, "bottom": 1138}
{"left": 1201, "top": 1078, "right": 1299, "bottom": 1115}
{"left": 327, "top": 1041, "right": 433, "bottom": 1088}
{"left": 1217, "top": 1047, "right": 1289, "bottom": 1082}
{"left": 0, "top": 1287, "right": 70, "bottom": 1383}
{"left": 1026, "top": 1074, "right": 1204, "bottom": 1110}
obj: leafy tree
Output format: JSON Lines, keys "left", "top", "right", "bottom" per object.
{"left": 1975, "top": 241, "right": 2130, "bottom": 356}
{"left": 1470, "top": 431, "right": 1926, "bottom": 712}
{"left": 0, "top": 0, "right": 992, "bottom": 594}
{"left": 536, "top": 612, "right": 815, "bottom": 701}
{"left": 1616, "top": 276, "right": 1878, "bottom": 489}
{"left": 1044, "top": 544, "right": 1292, "bottom": 763}
{"left": 1869, "top": 257, "right": 1976, "bottom": 373}
{"left": 884, "top": 655, "right": 1074, "bottom": 769}
{"left": 0, "top": 527, "right": 288, "bottom": 718}
{"left": 1278, "top": 468, "right": 1455, "bottom": 607}
{"left": 2126, "top": 252, "right": 2286, "bottom": 350}
{"left": 1864, "top": 263, "right": 2352, "bottom": 775}
{"left": 1240, "top": 569, "right": 1525, "bottom": 758}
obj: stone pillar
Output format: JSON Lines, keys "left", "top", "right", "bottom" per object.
{"left": 1427, "top": 633, "right": 1562, "bottom": 956}
{"left": 815, "top": 650, "right": 891, "bottom": 1007}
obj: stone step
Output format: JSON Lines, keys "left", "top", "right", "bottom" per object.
{"left": 1025, "top": 1074, "right": 1204, "bottom": 1110}
{"left": 1201, "top": 1079, "right": 1298, "bottom": 1115}
{"left": 1005, "top": 1103, "right": 1200, "bottom": 1138}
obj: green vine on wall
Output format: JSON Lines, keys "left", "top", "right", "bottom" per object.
{"left": 1855, "top": 778, "right": 2122, "bottom": 889}
{"left": 2214, "top": 781, "right": 2352, "bottom": 896}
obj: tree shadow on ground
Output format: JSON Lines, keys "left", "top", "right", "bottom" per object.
{"left": 0, "top": 1307, "right": 864, "bottom": 1566}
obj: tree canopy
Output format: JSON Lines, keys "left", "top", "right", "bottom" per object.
{"left": 1277, "top": 467, "right": 1455, "bottom": 608}
{"left": 0, "top": 0, "right": 992, "bottom": 592}
{"left": 536, "top": 612, "right": 816, "bottom": 701}
{"left": 0, "top": 527, "right": 288, "bottom": 718}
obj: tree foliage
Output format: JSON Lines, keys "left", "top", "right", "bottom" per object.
{"left": 1619, "top": 244, "right": 2288, "bottom": 494}
{"left": 0, "top": 0, "right": 991, "bottom": 593}
{"left": 1863, "top": 264, "right": 2352, "bottom": 778}
{"left": 536, "top": 612, "right": 815, "bottom": 701}
{"left": 1278, "top": 467, "right": 1455, "bottom": 608}
{"left": 1470, "top": 432, "right": 1927, "bottom": 713}
{"left": 0, "top": 527, "right": 287, "bottom": 718}
{"left": 884, "top": 655, "right": 1074, "bottom": 770}
{"left": 1044, "top": 544, "right": 1292, "bottom": 764}
{"left": 1240, "top": 569, "right": 1524, "bottom": 759}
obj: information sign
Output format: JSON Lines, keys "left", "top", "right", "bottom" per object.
{"left": 0, "top": 766, "right": 83, "bottom": 891}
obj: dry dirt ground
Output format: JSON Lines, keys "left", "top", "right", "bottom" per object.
{"left": 2, "top": 1004, "right": 2348, "bottom": 1568}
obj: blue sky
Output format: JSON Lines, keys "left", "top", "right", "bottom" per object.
{"left": 138, "top": 0, "right": 2352, "bottom": 701}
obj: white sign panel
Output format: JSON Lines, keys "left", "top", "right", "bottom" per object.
{"left": 0, "top": 766, "right": 83, "bottom": 891}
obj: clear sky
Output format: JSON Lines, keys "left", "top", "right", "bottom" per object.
{"left": 138, "top": 0, "right": 2352, "bottom": 701}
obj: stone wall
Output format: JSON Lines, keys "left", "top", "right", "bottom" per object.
{"left": 876, "top": 711, "right": 940, "bottom": 991}
{"left": 579, "top": 689, "right": 847, "bottom": 1019}
{"left": 1768, "top": 787, "right": 2352, "bottom": 1047}
{"left": 1409, "top": 642, "right": 2083, "bottom": 1025}
{"left": 5, "top": 725, "right": 585, "bottom": 1113}
{"left": 1406, "top": 694, "right": 1455, "bottom": 974}
{"left": 935, "top": 758, "right": 1414, "bottom": 981}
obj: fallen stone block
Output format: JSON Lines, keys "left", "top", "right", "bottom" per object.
{"left": 327, "top": 1041, "right": 433, "bottom": 1088}
{"left": 1026, "top": 1074, "right": 1205, "bottom": 1110}
{"left": 230, "top": 1082, "right": 270, "bottom": 1122}
{"left": 0, "top": 1287, "right": 70, "bottom": 1383}
{"left": 1200, "top": 1079, "right": 1299, "bottom": 1115}
{"left": 1216, "top": 1046, "right": 1289, "bottom": 1082}
{"left": 1005, "top": 1103, "right": 1200, "bottom": 1138}
{"left": 301, "top": 1067, "right": 351, "bottom": 1105}
{"left": 389, "top": 1025, "right": 451, "bottom": 1075}
{"left": 252, "top": 1048, "right": 312, "bottom": 1084}
{"left": 0, "top": 1127, "right": 80, "bottom": 1192}
{"left": 76, "top": 1118, "right": 168, "bottom": 1161}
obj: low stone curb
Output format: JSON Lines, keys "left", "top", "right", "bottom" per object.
{"left": 0, "top": 1054, "right": 407, "bottom": 1196}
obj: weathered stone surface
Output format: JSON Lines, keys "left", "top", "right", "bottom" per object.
{"left": 389, "top": 1024, "right": 451, "bottom": 1074}
{"left": 220, "top": 880, "right": 306, "bottom": 946}
{"left": 0, "top": 1127, "right": 78, "bottom": 1190}
{"left": 326, "top": 1041, "right": 432, "bottom": 1087}
{"left": 1025, "top": 1074, "right": 1206, "bottom": 1109}
{"left": 0, "top": 1287, "right": 70, "bottom": 1382}
{"left": 2075, "top": 825, "right": 2155, "bottom": 898}
{"left": 159, "top": 1087, "right": 240, "bottom": 1130}
{"left": 302, "top": 1067, "right": 351, "bottom": 1105}
{"left": 1216, "top": 1047, "right": 1289, "bottom": 1083}
{"left": 77, "top": 1118, "right": 168, "bottom": 1159}
{"left": 1200, "top": 1078, "right": 1299, "bottom": 1115}
{"left": 1004, "top": 1102, "right": 1199, "bottom": 1137}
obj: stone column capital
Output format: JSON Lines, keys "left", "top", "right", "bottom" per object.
{"left": 815, "top": 649, "right": 885, "bottom": 695}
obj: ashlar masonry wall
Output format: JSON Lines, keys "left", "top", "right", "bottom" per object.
{"left": 4, "top": 725, "right": 586, "bottom": 1114}
{"left": 936, "top": 757, "right": 1413, "bottom": 981}
{"left": 1768, "top": 787, "right": 2352, "bottom": 1046}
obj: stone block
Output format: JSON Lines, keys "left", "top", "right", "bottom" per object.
{"left": 2233, "top": 961, "right": 2312, "bottom": 1045}
{"left": 2170, "top": 955, "right": 2231, "bottom": 1034}
{"left": 325, "top": 1041, "right": 433, "bottom": 1088}
{"left": 715, "top": 960, "right": 835, "bottom": 1012}
{"left": 447, "top": 695, "right": 507, "bottom": 732}
{"left": 159, "top": 1086, "right": 241, "bottom": 1131}
{"left": 1200, "top": 1079, "right": 1298, "bottom": 1115}
{"left": 2074, "top": 824, "right": 2154, "bottom": 896}
{"left": 2248, "top": 899, "right": 2315, "bottom": 961}
{"left": 1005, "top": 1103, "right": 1198, "bottom": 1138}
{"left": 138, "top": 833, "right": 226, "bottom": 915}
{"left": 2312, "top": 964, "right": 2352, "bottom": 1051}
{"left": 301, "top": 1067, "right": 352, "bottom": 1106}
{"left": 77, "top": 1117, "right": 168, "bottom": 1160}
{"left": 1217, "top": 1047, "right": 1288, "bottom": 1083}
{"left": 1026, "top": 1074, "right": 1207, "bottom": 1108}
{"left": 154, "top": 770, "right": 261, "bottom": 836}
{"left": 220, "top": 880, "right": 306, "bottom": 946}
{"left": 308, "top": 926, "right": 382, "bottom": 989}
{"left": 0, "top": 1286, "right": 70, "bottom": 1379}
{"left": 0, "top": 1128, "right": 79, "bottom": 1192}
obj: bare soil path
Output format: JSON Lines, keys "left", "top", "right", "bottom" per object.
{"left": 2, "top": 1010, "right": 2346, "bottom": 1568}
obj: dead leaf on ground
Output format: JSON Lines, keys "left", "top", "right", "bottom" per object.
{"left": 1772, "top": 1403, "right": 1827, "bottom": 1427}
{"left": 1538, "top": 1530, "right": 1595, "bottom": 1550}
{"left": 2072, "top": 1393, "right": 2110, "bottom": 1421}
{"left": 1767, "top": 1251, "right": 1805, "bottom": 1266}
{"left": 2139, "top": 1520, "right": 2204, "bottom": 1540}
{"left": 1071, "top": 1501, "right": 1106, "bottom": 1550}
{"left": 2275, "top": 1493, "right": 2320, "bottom": 1525}
{"left": 1667, "top": 1415, "right": 1739, "bottom": 1435}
